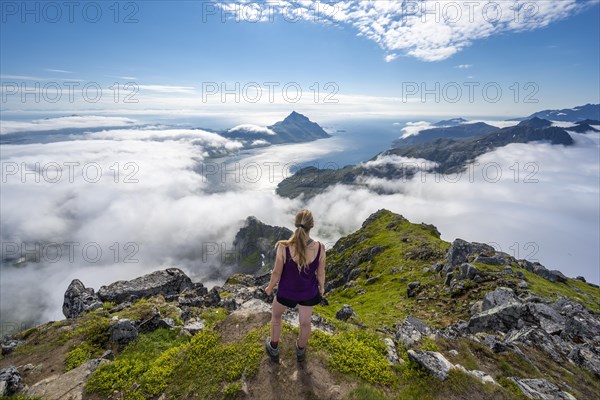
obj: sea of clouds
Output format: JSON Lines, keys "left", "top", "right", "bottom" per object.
{"left": 1, "top": 115, "right": 598, "bottom": 330}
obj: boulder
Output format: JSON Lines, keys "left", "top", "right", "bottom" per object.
{"left": 519, "top": 261, "right": 568, "bottom": 283}
{"left": 445, "top": 239, "right": 494, "bottom": 272}
{"left": 509, "top": 378, "right": 576, "bottom": 400}
{"left": 62, "top": 279, "right": 102, "bottom": 319}
{"left": 467, "top": 303, "right": 525, "bottom": 333}
{"left": 568, "top": 345, "right": 600, "bottom": 379}
{"left": 474, "top": 255, "right": 508, "bottom": 265}
{"left": 482, "top": 287, "right": 520, "bottom": 312}
{"left": 335, "top": 305, "right": 355, "bottom": 321}
{"left": 0, "top": 366, "right": 22, "bottom": 396}
{"left": 1, "top": 339, "right": 26, "bottom": 356}
{"left": 98, "top": 267, "right": 194, "bottom": 304}
{"left": 183, "top": 320, "right": 205, "bottom": 335}
{"left": 407, "top": 350, "right": 454, "bottom": 381}
{"left": 458, "top": 263, "right": 479, "bottom": 280}
{"left": 394, "top": 316, "right": 433, "bottom": 347}
{"left": 109, "top": 319, "right": 138, "bottom": 346}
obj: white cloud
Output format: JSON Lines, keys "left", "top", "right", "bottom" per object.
{"left": 86, "top": 127, "right": 244, "bottom": 151}
{"left": 216, "top": 0, "right": 589, "bottom": 61}
{"left": 228, "top": 124, "right": 276, "bottom": 135}
{"left": 1, "top": 115, "right": 139, "bottom": 135}
{"left": 384, "top": 53, "right": 398, "bottom": 62}
{"left": 399, "top": 121, "right": 433, "bottom": 138}
{"left": 137, "top": 85, "right": 196, "bottom": 93}
{"left": 304, "top": 131, "right": 600, "bottom": 285}
{"left": 44, "top": 69, "right": 73, "bottom": 74}
{"left": 456, "top": 64, "right": 473, "bottom": 69}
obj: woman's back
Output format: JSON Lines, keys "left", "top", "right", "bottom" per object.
{"left": 277, "top": 241, "right": 322, "bottom": 301}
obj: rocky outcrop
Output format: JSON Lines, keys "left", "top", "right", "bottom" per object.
{"left": 508, "top": 377, "right": 576, "bottom": 400}
{"left": 227, "top": 216, "right": 293, "bottom": 275}
{"left": 22, "top": 358, "right": 110, "bottom": 400}
{"left": 97, "top": 267, "right": 194, "bottom": 303}
{"left": 62, "top": 279, "right": 102, "bottom": 319}
{"left": 394, "top": 316, "right": 434, "bottom": 347}
{"left": 0, "top": 366, "right": 23, "bottom": 396}
{"left": 444, "top": 239, "right": 496, "bottom": 272}
{"left": 519, "top": 260, "right": 568, "bottom": 283}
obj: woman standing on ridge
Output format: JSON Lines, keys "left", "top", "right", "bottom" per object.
{"left": 264, "top": 209, "right": 326, "bottom": 363}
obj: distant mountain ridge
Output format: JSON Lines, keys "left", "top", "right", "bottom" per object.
{"left": 392, "top": 122, "right": 498, "bottom": 148}
{"left": 513, "top": 103, "right": 600, "bottom": 122}
{"left": 276, "top": 117, "right": 577, "bottom": 199}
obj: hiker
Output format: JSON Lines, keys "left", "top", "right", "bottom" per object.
{"left": 264, "top": 209, "right": 326, "bottom": 362}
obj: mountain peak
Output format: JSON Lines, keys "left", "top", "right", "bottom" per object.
{"left": 517, "top": 117, "right": 552, "bottom": 129}
{"left": 283, "top": 111, "right": 309, "bottom": 122}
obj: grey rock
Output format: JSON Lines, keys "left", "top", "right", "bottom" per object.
{"left": 0, "top": 366, "right": 22, "bottom": 396}
{"left": 23, "top": 358, "right": 110, "bottom": 400}
{"left": 109, "top": 319, "right": 138, "bottom": 346}
{"left": 526, "top": 303, "right": 565, "bottom": 335}
{"left": 474, "top": 255, "right": 508, "bottom": 265}
{"left": 101, "top": 350, "right": 115, "bottom": 360}
{"left": 482, "top": 287, "right": 520, "bottom": 312}
{"left": 62, "top": 279, "right": 102, "bottom": 319}
{"left": 98, "top": 267, "right": 194, "bottom": 304}
{"left": 383, "top": 338, "right": 401, "bottom": 365}
{"left": 519, "top": 260, "right": 568, "bottom": 283}
{"left": 407, "top": 350, "right": 454, "bottom": 381}
{"left": 509, "top": 377, "right": 576, "bottom": 400}
{"left": 183, "top": 320, "right": 205, "bottom": 334}
{"left": 518, "top": 280, "right": 529, "bottom": 289}
{"left": 468, "top": 302, "right": 525, "bottom": 333}
{"left": 575, "top": 276, "right": 586, "bottom": 282}
{"left": 1, "top": 339, "right": 26, "bottom": 356}
{"left": 569, "top": 345, "right": 600, "bottom": 379}
{"left": 407, "top": 281, "right": 421, "bottom": 298}
{"left": 394, "top": 316, "right": 433, "bottom": 347}
{"left": 516, "top": 270, "right": 525, "bottom": 279}
{"left": 458, "top": 263, "right": 478, "bottom": 280}
{"left": 445, "top": 239, "right": 495, "bottom": 272}
{"left": 335, "top": 304, "right": 355, "bottom": 321}
{"left": 444, "top": 272, "right": 453, "bottom": 286}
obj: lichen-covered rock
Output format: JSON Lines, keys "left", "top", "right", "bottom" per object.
{"left": 98, "top": 267, "right": 193, "bottom": 304}
{"left": 109, "top": 319, "right": 138, "bottom": 346}
{"left": 509, "top": 377, "right": 576, "bottom": 400}
{"left": 407, "top": 350, "right": 454, "bottom": 381}
{"left": 62, "top": 279, "right": 102, "bottom": 319}
{"left": 394, "top": 316, "right": 434, "bottom": 347}
{"left": 482, "top": 287, "right": 520, "bottom": 311}
{"left": 0, "top": 366, "right": 22, "bottom": 396}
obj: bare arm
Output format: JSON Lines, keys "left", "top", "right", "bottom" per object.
{"left": 265, "top": 243, "right": 284, "bottom": 296}
{"left": 316, "top": 242, "right": 326, "bottom": 295}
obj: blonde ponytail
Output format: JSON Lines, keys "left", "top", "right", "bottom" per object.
{"left": 276, "top": 209, "right": 315, "bottom": 272}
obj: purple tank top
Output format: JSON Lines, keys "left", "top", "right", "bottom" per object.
{"left": 277, "top": 241, "right": 321, "bottom": 301}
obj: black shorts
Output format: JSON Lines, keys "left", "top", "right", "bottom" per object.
{"left": 276, "top": 292, "right": 322, "bottom": 308}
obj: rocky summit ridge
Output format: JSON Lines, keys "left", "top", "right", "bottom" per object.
{"left": 1, "top": 209, "right": 599, "bottom": 400}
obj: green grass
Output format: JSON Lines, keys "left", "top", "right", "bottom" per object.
{"left": 310, "top": 328, "right": 395, "bottom": 386}
{"left": 85, "top": 323, "right": 265, "bottom": 400}
{"left": 346, "top": 383, "right": 389, "bottom": 400}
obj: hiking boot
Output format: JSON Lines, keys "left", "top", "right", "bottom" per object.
{"left": 265, "top": 337, "right": 279, "bottom": 362}
{"left": 296, "top": 339, "right": 306, "bottom": 362}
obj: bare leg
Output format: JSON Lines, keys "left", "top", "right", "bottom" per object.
{"left": 297, "top": 305, "right": 314, "bottom": 348}
{"left": 270, "top": 296, "right": 286, "bottom": 343}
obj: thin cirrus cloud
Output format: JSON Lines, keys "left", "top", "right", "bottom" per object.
{"left": 137, "top": 85, "right": 196, "bottom": 93}
{"left": 43, "top": 68, "right": 73, "bottom": 74}
{"left": 217, "top": 0, "right": 590, "bottom": 61}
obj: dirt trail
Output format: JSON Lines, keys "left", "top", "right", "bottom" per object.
{"left": 216, "top": 310, "right": 357, "bottom": 400}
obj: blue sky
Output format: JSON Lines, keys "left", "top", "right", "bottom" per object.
{"left": 1, "top": 0, "right": 599, "bottom": 122}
